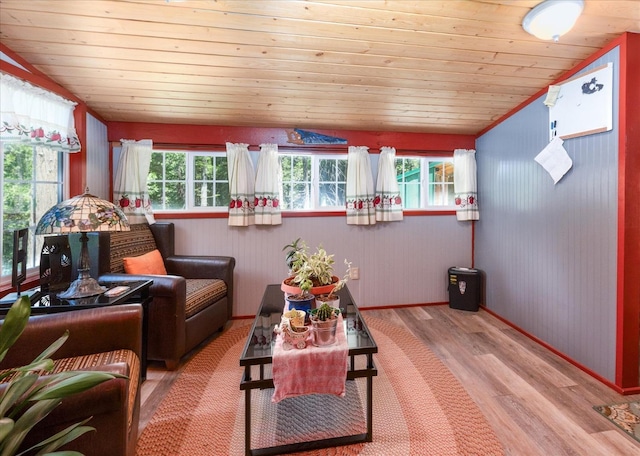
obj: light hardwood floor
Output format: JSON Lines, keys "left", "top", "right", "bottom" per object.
{"left": 139, "top": 306, "right": 640, "bottom": 455}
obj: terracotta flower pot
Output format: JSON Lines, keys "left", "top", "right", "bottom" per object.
{"left": 281, "top": 276, "right": 340, "bottom": 297}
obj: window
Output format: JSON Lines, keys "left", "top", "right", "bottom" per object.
{"left": 148, "top": 151, "right": 229, "bottom": 211}
{"left": 146, "top": 150, "right": 453, "bottom": 213}
{"left": 280, "top": 154, "right": 347, "bottom": 210}
{"left": 1, "top": 141, "right": 64, "bottom": 283}
{"left": 396, "top": 157, "right": 455, "bottom": 209}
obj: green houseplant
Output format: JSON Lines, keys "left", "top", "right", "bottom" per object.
{"left": 0, "top": 296, "right": 124, "bottom": 456}
{"left": 281, "top": 239, "right": 349, "bottom": 298}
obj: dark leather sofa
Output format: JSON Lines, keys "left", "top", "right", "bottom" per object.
{"left": 95, "top": 222, "right": 235, "bottom": 369}
{"left": 0, "top": 304, "right": 143, "bottom": 456}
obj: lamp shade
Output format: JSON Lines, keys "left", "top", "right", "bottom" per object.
{"left": 35, "top": 191, "right": 129, "bottom": 299}
{"left": 36, "top": 192, "right": 130, "bottom": 234}
{"left": 522, "top": 0, "right": 584, "bottom": 42}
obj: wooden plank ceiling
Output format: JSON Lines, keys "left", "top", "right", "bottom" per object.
{"left": 1, "top": 0, "right": 639, "bottom": 135}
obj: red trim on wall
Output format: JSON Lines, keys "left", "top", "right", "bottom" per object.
{"left": 471, "top": 220, "right": 475, "bottom": 268}
{"left": 107, "top": 122, "right": 475, "bottom": 151}
{"left": 616, "top": 33, "right": 640, "bottom": 389}
{"left": 70, "top": 105, "right": 87, "bottom": 197}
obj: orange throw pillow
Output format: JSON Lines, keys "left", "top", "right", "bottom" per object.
{"left": 123, "top": 249, "right": 167, "bottom": 275}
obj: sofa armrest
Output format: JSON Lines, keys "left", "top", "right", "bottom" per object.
{"left": 0, "top": 304, "right": 142, "bottom": 370}
{"left": 164, "top": 255, "right": 235, "bottom": 281}
{"left": 99, "top": 272, "right": 186, "bottom": 299}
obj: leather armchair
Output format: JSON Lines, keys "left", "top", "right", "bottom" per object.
{"left": 0, "top": 304, "right": 143, "bottom": 456}
{"left": 95, "top": 222, "right": 235, "bottom": 369}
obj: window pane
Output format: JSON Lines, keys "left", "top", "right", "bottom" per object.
{"left": 319, "top": 183, "right": 337, "bottom": 206}
{"left": 319, "top": 159, "right": 335, "bottom": 181}
{"left": 280, "top": 155, "right": 313, "bottom": 210}
{"left": 291, "top": 156, "right": 311, "bottom": 181}
{"left": 194, "top": 156, "right": 213, "bottom": 180}
{"left": 318, "top": 157, "right": 347, "bottom": 208}
{"left": 148, "top": 151, "right": 190, "bottom": 210}
{"left": 427, "top": 160, "right": 455, "bottom": 206}
{"left": 148, "top": 181, "right": 162, "bottom": 206}
{"left": 165, "top": 153, "right": 186, "bottom": 180}
{"left": 164, "top": 182, "right": 186, "bottom": 210}
{"left": 337, "top": 160, "right": 347, "bottom": 181}
{"left": 396, "top": 157, "right": 421, "bottom": 209}
{"left": 191, "top": 154, "right": 229, "bottom": 209}
{"left": 429, "top": 162, "right": 444, "bottom": 183}
{"left": 292, "top": 183, "right": 310, "bottom": 209}
{"left": 194, "top": 182, "right": 213, "bottom": 207}
{"left": 215, "top": 157, "right": 228, "bottom": 180}
{"left": 149, "top": 153, "right": 164, "bottom": 180}
{"left": 1, "top": 142, "right": 62, "bottom": 280}
{"left": 403, "top": 182, "right": 421, "bottom": 209}
{"left": 215, "top": 182, "right": 230, "bottom": 206}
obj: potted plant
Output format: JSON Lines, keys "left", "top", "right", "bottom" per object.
{"left": 281, "top": 240, "right": 349, "bottom": 311}
{"left": 0, "top": 295, "right": 124, "bottom": 455}
{"left": 309, "top": 302, "right": 341, "bottom": 346}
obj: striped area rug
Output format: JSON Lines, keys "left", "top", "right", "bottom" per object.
{"left": 136, "top": 317, "right": 504, "bottom": 455}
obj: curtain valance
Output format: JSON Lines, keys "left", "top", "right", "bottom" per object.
{"left": 0, "top": 73, "right": 80, "bottom": 152}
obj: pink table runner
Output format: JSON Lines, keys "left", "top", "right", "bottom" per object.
{"left": 271, "top": 315, "right": 348, "bottom": 403}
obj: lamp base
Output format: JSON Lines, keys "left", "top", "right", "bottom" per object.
{"left": 57, "top": 270, "right": 106, "bottom": 299}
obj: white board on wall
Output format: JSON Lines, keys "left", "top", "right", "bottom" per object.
{"left": 549, "top": 63, "right": 613, "bottom": 141}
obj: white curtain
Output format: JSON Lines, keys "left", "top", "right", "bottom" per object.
{"left": 453, "top": 149, "right": 479, "bottom": 221}
{"left": 346, "top": 146, "right": 376, "bottom": 225}
{"left": 226, "top": 142, "right": 255, "bottom": 227}
{"left": 114, "top": 139, "right": 155, "bottom": 224}
{"left": 0, "top": 73, "right": 80, "bottom": 152}
{"left": 255, "top": 143, "right": 282, "bottom": 225}
{"left": 375, "top": 146, "right": 403, "bottom": 222}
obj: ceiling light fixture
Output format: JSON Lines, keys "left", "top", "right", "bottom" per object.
{"left": 522, "top": 0, "right": 584, "bottom": 42}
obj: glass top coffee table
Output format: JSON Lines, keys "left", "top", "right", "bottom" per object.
{"left": 240, "top": 284, "right": 378, "bottom": 456}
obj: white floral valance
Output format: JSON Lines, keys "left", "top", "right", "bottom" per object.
{"left": 0, "top": 73, "right": 80, "bottom": 152}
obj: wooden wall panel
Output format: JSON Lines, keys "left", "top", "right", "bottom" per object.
{"left": 475, "top": 49, "right": 620, "bottom": 382}
{"left": 85, "top": 113, "right": 109, "bottom": 199}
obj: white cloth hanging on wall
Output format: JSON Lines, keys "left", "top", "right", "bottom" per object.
{"left": 113, "top": 139, "right": 155, "bottom": 224}
{"left": 534, "top": 137, "right": 573, "bottom": 184}
{"left": 453, "top": 148, "right": 479, "bottom": 221}
{"left": 375, "top": 146, "right": 403, "bottom": 222}
{"left": 255, "top": 143, "right": 282, "bottom": 225}
{"left": 226, "top": 142, "right": 255, "bottom": 227}
{"left": 346, "top": 146, "right": 376, "bottom": 225}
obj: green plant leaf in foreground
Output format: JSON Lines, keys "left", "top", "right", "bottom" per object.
{"left": 0, "top": 374, "right": 39, "bottom": 417}
{"left": 0, "top": 297, "right": 31, "bottom": 363}
{"left": 31, "top": 372, "right": 122, "bottom": 401}
{"left": 0, "top": 418, "right": 14, "bottom": 443}
{"left": 1, "top": 398, "right": 60, "bottom": 456}
{"left": 21, "top": 418, "right": 93, "bottom": 456}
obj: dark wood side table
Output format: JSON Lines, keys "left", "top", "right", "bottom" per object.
{"left": 1, "top": 280, "right": 153, "bottom": 380}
